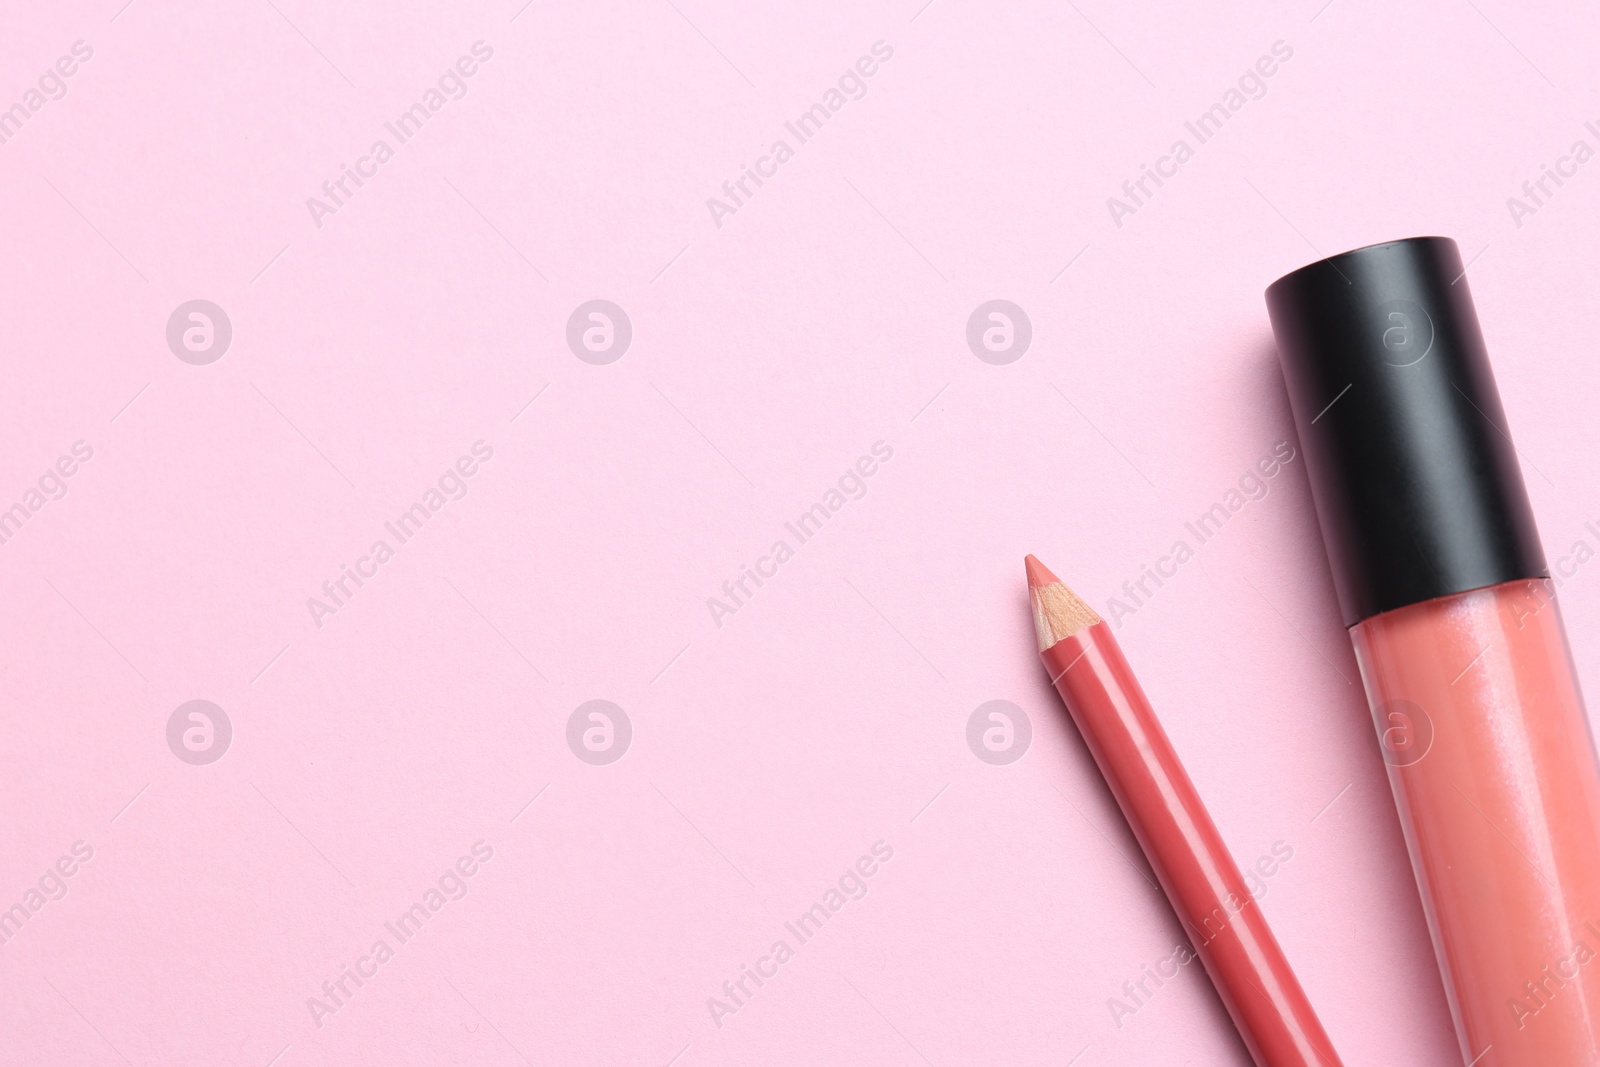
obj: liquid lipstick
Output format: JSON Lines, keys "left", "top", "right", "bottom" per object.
{"left": 1269, "top": 236, "right": 1600, "bottom": 1065}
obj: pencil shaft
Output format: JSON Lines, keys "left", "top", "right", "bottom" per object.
{"left": 1044, "top": 622, "right": 1341, "bottom": 1067}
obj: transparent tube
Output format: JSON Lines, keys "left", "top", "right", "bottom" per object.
{"left": 1352, "top": 578, "right": 1600, "bottom": 1064}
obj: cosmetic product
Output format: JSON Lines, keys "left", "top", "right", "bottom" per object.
{"left": 1269, "top": 236, "right": 1600, "bottom": 1065}
{"left": 1026, "top": 555, "right": 1344, "bottom": 1067}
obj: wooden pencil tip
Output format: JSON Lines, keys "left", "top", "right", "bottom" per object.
{"left": 1025, "top": 555, "right": 1102, "bottom": 650}
{"left": 1024, "top": 554, "right": 1060, "bottom": 590}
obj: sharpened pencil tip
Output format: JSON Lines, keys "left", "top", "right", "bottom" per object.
{"left": 1025, "top": 555, "right": 1101, "bottom": 649}
{"left": 1024, "top": 554, "right": 1060, "bottom": 590}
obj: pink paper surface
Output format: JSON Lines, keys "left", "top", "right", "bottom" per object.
{"left": 4, "top": 1, "right": 1597, "bottom": 1064}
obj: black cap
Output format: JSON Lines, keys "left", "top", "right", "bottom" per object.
{"left": 1266, "top": 236, "right": 1547, "bottom": 627}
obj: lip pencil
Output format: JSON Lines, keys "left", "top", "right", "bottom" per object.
{"left": 1026, "top": 554, "right": 1342, "bottom": 1067}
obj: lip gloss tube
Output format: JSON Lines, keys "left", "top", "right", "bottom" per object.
{"left": 1268, "top": 237, "right": 1600, "bottom": 1065}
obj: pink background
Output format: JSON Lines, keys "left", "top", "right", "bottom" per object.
{"left": 3, "top": 0, "right": 1598, "bottom": 1064}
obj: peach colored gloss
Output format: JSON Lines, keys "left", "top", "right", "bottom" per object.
{"left": 1269, "top": 237, "right": 1600, "bottom": 1065}
{"left": 1353, "top": 579, "right": 1600, "bottom": 1060}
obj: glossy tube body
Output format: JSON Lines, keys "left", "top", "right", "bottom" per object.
{"left": 1044, "top": 623, "right": 1342, "bottom": 1067}
{"left": 1351, "top": 578, "right": 1600, "bottom": 1064}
